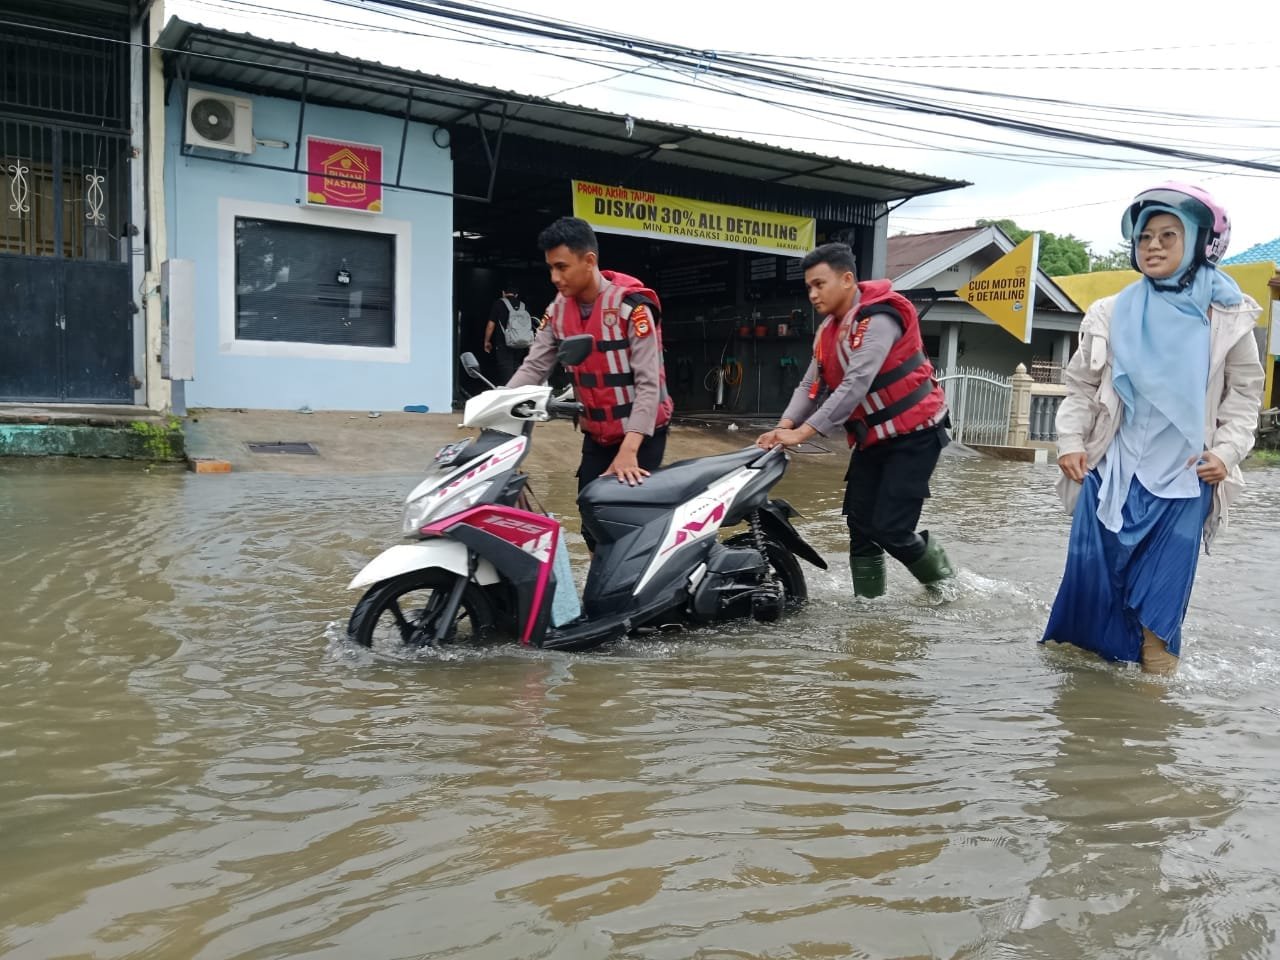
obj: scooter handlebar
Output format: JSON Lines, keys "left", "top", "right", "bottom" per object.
{"left": 548, "top": 400, "right": 585, "bottom": 418}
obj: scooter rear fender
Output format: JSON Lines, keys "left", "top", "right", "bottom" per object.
{"left": 759, "top": 499, "right": 828, "bottom": 570}
{"left": 347, "top": 540, "right": 500, "bottom": 591}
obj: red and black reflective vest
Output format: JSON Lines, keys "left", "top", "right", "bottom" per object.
{"left": 811, "top": 279, "right": 947, "bottom": 449}
{"left": 547, "top": 270, "right": 674, "bottom": 445}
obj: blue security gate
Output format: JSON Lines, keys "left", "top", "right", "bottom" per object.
{"left": 0, "top": 19, "right": 135, "bottom": 403}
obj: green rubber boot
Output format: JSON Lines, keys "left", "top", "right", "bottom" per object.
{"left": 906, "top": 533, "right": 954, "bottom": 586}
{"left": 850, "top": 550, "right": 887, "bottom": 599}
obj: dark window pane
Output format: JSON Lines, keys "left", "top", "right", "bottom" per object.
{"left": 234, "top": 217, "right": 395, "bottom": 347}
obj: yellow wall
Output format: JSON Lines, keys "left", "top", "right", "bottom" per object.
{"left": 1053, "top": 269, "right": 1139, "bottom": 310}
{"left": 1055, "top": 263, "right": 1277, "bottom": 409}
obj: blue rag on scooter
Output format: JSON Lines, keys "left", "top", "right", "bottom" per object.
{"left": 550, "top": 534, "right": 581, "bottom": 627}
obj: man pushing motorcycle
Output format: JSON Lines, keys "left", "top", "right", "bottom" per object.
{"left": 506, "top": 217, "right": 674, "bottom": 551}
{"left": 756, "top": 242, "right": 955, "bottom": 599}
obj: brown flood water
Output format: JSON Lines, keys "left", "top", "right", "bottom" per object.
{"left": 2, "top": 443, "right": 1278, "bottom": 959}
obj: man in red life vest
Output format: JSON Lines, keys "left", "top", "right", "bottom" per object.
{"left": 756, "top": 242, "right": 954, "bottom": 598}
{"left": 506, "top": 217, "right": 673, "bottom": 550}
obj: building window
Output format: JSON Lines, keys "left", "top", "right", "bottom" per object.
{"left": 922, "top": 334, "right": 941, "bottom": 365}
{"left": 234, "top": 216, "right": 395, "bottom": 347}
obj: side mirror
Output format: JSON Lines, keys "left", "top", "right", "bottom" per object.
{"left": 556, "top": 334, "right": 594, "bottom": 367}
{"left": 460, "top": 352, "right": 483, "bottom": 379}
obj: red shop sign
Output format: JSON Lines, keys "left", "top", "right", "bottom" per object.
{"left": 305, "top": 136, "right": 383, "bottom": 213}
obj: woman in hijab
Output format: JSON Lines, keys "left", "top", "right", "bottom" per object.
{"left": 1044, "top": 183, "right": 1265, "bottom": 675}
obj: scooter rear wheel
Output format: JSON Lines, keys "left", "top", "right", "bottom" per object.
{"left": 723, "top": 533, "right": 807, "bottom": 603}
{"left": 348, "top": 570, "right": 494, "bottom": 649}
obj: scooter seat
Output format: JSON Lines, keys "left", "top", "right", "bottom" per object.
{"left": 579, "top": 446, "right": 763, "bottom": 507}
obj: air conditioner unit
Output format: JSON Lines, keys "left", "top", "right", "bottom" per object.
{"left": 185, "top": 90, "right": 254, "bottom": 154}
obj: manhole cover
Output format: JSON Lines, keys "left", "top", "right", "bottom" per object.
{"left": 246, "top": 441, "right": 319, "bottom": 455}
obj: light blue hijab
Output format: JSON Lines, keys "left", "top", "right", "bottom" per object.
{"left": 1110, "top": 206, "right": 1243, "bottom": 453}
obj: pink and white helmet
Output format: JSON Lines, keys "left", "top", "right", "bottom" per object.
{"left": 1120, "top": 181, "right": 1231, "bottom": 269}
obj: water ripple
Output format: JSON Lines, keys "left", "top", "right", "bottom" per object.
{"left": 1, "top": 457, "right": 1278, "bottom": 958}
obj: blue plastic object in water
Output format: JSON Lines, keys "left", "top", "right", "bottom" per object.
{"left": 550, "top": 534, "right": 582, "bottom": 627}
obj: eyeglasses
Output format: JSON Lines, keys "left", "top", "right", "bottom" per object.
{"left": 1136, "top": 228, "right": 1183, "bottom": 249}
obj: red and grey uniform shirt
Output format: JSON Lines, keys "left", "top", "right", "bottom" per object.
{"left": 812, "top": 281, "right": 947, "bottom": 449}
{"left": 544, "top": 271, "right": 672, "bottom": 445}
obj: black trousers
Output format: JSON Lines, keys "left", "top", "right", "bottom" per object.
{"left": 576, "top": 426, "right": 669, "bottom": 551}
{"left": 843, "top": 424, "right": 948, "bottom": 566}
{"left": 493, "top": 344, "right": 527, "bottom": 384}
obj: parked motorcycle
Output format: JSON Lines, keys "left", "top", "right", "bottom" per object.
{"left": 346, "top": 335, "right": 827, "bottom": 653}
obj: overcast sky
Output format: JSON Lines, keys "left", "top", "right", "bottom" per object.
{"left": 168, "top": 0, "right": 1280, "bottom": 257}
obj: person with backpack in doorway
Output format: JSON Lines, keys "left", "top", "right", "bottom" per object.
{"left": 506, "top": 217, "right": 674, "bottom": 552}
{"left": 484, "top": 283, "right": 535, "bottom": 384}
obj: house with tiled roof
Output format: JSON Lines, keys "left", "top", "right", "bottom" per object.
{"left": 886, "top": 225, "right": 1083, "bottom": 378}
{"left": 1224, "top": 236, "right": 1280, "bottom": 267}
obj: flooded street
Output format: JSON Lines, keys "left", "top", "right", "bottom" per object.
{"left": 2, "top": 442, "right": 1279, "bottom": 959}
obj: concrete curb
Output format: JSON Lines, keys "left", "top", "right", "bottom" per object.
{"left": 968, "top": 443, "right": 1048, "bottom": 464}
{"left": 0, "top": 421, "right": 186, "bottom": 461}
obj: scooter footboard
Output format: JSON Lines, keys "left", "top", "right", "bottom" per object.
{"left": 347, "top": 541, "right": 500, "bottom": 591}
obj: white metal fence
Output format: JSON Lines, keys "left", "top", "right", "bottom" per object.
{"left": 936, "top": 367, "right": 1013, "bottom": 446}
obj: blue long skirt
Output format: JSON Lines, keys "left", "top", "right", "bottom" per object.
{"left": 1042, "top": 471, "right": 1212, "bottom": 663}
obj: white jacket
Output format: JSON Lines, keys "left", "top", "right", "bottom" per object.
{"left": 1055, "top": 292, "right": 1265, "bottom": 551}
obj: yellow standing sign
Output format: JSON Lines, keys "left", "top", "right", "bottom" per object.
{"left": 956, "top": 234, "right": 1039, "bottom": 343}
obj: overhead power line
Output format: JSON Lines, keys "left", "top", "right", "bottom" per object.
{"left": 345, "top": 0, "right": 1280, "bottom": 176}
{"left": 177, "top": 0, "right": 1280, "bottom": 168}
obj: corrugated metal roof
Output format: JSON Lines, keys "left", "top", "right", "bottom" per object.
{"left": 35, "top": 0, "right": 134, "bottom": 15}
{"left": 156, "top": 18, "right": 967, "bottom": 207}
{"left": 1224, "top": 236, "right": 1280, "bottom": 266}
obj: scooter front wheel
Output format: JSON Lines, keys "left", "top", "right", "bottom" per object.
{"left": 348, "top": 569, "right": 494, "bottom": 649}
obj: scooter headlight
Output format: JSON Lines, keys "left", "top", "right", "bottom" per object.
{"left": 401, "top": 495, "right": 435, "bottom": 535}
{"left": 401, "top": 480, "right": 493, "bottom": 535}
